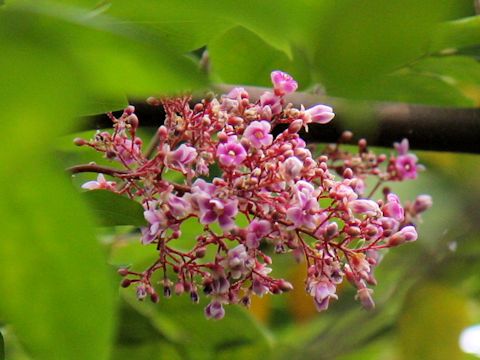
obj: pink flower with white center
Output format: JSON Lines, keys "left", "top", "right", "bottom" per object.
{"left": 388, "top": 225, "right": 418, "bottom": 246}
{"left": 243, "top": 121, "right": 273, "bottom": 148}
{"left": 197, "top": 195, "right": 238, "bottom": 231}
{"left": 166, "top": 144, "right": 197, "bottom": 172}
{"left": 395, "top": 153, "right": 419, "bottom": 180}
{"left": 280, "top": 156, "right": 303, "bottom": 181}
{"left": 304, "top": 104, "right": 335, "bottom": 124}
{"left": 308, "top": 280, "right": 338, "bottom": 312}
{"left": 216, "top": 136, "right": 247, "bottom": 167}
{"left": 259, "top": 92, "right": 283, "bottom": 115}
{"left": 349, "top": 199, "right": 381, "bottom": 217}
{"left": 82, "top": 173, "right": 116, "bottom": 191}
{"left": 271, "top": 70, "right": 298, "bottom": 96}
{"left": 246, "top": 219, "right": 272, "bottom": 248}
{"left": 382, "top": 193, "right": 404, "bottom": 222}
{"left": 204, "top": 301, "right": 225, "bottom": 320}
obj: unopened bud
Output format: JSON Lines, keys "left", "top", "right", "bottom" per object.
{"left": 117, "top": 268, "right": 129, "bottom": 277}
{"left": 73, "top": 138, "right": 87, "bottom": 146}
{"left": 121, "top": 279, "right": 132, "bottom": 288}
{"left": 288, "top": 119, "right": 303, "bottom": 133}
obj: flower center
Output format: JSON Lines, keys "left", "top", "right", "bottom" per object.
{"left": 228, "top": 150, "right": 236, "bottom": 157}
{"left": 255, "top": 130, "right": 264, "bottom": 139}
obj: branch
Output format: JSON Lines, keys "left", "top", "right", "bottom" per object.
{"left": 78, "top": 85, "right": 480, "bottom": 154}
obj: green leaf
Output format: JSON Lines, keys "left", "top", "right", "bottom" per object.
{"left": 312, "top": 0, "right": 459, "bottom": 97}
{"left": 122, "top": 290, "right": 273, "bottom": 360}
{"left": 4, "top": 1, "right": 208, "bottom": 101}
{"left": 82, "top": 190, "right": 147, "bottom": 227}
{"left": 106, "top": 0, "right": 232, "bottom": 52}
{"left": 0, "top": 6, "right": 117, "bottom": 360}
{"left": 431, "top": 16, "right": 480, "bottom": 54}
{"left": 208, "top": 26, "right": 311, "bottom": 88}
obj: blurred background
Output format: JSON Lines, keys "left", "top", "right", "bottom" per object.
{"left": 1, "top": 1, "right": 480, "bottom": 359}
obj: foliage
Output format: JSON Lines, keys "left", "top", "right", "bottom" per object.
{"left": 1, "top": 0, "right": 480, "bottom": 359}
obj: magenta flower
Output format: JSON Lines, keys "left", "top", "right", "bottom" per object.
{"left": 395, "top": 153, "right": 419, "bottom": 180}
{"left": 246, "top": 219, "right": 272, "bottom": 248}
{"left": 271, "top": 70, "right": 298, "bottom": 96}
{"left": 382, "top": 193, "right": 404, "bottom": 222}
{"left": 216, "top": 137, "right": 247, "bottom": 167}
{"left": 286, "top": 195, "right": 320, "bottom": 229}
{"left": 243, "top": 121, "right": 273, "bottom": 148}
{"left": 304, "top": 104, "right": 335, "bottom": 124}
{"left": 142, "top": 208, "right": 168, "bottom": 244}
{"left": 82, "top": 173, "right": 116, "bottom": 191}
{"left": 197, "top": 195, "right": 238, "bottom": 231}
{"left": 166, "top": 144, "right": 197, "bottom": 172}
{"left": 168, "top": 195, "right": 191, "bottom": 218}
{"left": 223, "top": 244, "right": 253, "bottom": 279}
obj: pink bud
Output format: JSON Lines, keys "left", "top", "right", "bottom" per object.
{"left": 305, "top": 104, "right": 335, "bottom": 124}
{"left": 271, "top": 70, "right": 298, "bottom": 96}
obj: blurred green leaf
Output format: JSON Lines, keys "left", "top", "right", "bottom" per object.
{"left": 208, "top": 26, "right": 311, "bottom": 88}
{"left": 107, "top": 0, "right": 232, "bottom": 52}
{"left": 397, "top": 283, "right": 471, "bottom": 360}
{"left": 123, "top": 290, "right": 273, "bottom": 360}
{"left": 431, "top": 16, "right": 480, "bottom": 54}
{"left": 312, "top": 0, "right": 457, "bottom": 97}
{"left": 82, "top": 190, "right": 147, "bottom": 227}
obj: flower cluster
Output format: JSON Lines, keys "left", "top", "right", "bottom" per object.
{"left": 75, "top": 71, "right": 431, "bottom": 319}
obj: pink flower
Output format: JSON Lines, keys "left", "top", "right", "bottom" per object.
{"left": 216, "top": 137, "right": 247, "bottom": 167}
{"left": 259, "top": 92, "right": 283, "bottom": 115}
{"left": 304, "top": 104, "right": 335, "bottom": 124}
{"left": 280, "top": 156, "right": 303, "bottom": 181}
{"left": 413, "top": 194, "right": 433, "bottom": 214}
{"left": 243, "top": 121, "right": 273, "bottom": 148}
{"left": 204, "top": 301, "right": 225, "bottom": 320}
{"left": 286, "top": 195, "right": 320, "bottom": 229}
{"left": 81, "top": 173, "right": 116, "bottom": 191}
{"left": 246, "top": 219, "right": 272, "bottom": 248}
{"left": 382, "top": 193, "right": 404, "bottom": 222}
{"left": 394, "top": 138, "right": 410, "bottom": 155}
{"left": 168, "top": 195, "right": 191, "bottom": 218}
{"left": 166, "top": 144, "right": 197, "bottom": 172}
{"left": 349, "top": 199, "right": 381, "bottom": 217}
{"left": 308, "top": 280, "right": 338, "bottom": 312}
{"left": 388, "top": 225, "right": 418, "bottom": 246}
{"left": 197, "top": 195, "right": 238, "bottom": 231}
{"left": 142, "top": 208, "right": 168, "bottom": 244}
{"left": 271, "top": 70, "right": 298, "bottom": 96}
{"left": 223, "top": 244, "right": 253, "bottom": 279}
{"left": 395, "top": 153, "right": 419, "bottom": 180}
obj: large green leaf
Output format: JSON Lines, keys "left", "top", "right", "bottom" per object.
{"left": 82, "top": 190, "right": 147, "bottom": 227}
{"left": 311, "top": 0, "right": 459, "bottom": 97}
{"left": 0, "top": 6, "right": 117, "bottom": 360}
{"left": 208, "top": 26, "right": 311, "bottom": 89}
{"left": 431, "top": 16, "right": 480, "bottom": 54}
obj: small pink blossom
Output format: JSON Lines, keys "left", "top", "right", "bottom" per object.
{"left": 308, "top": 280, "right": 338, "bottom": 311}
{"left": 388, "top": 225, "right": 418, "bottom": 246}
{"left": 81, "top": 173, "right": 116, "bottom": 191}
{"left": 413, "top": 194, "right": 433, "bottom": 214}
{"left": 197, "top": 195, "right": 238, "bottom": 231}
{"left": 280, "top": 156, "right": 303, "bottom": 181}
{"left": 223, "top": 245, "right": 253, "bottom": 279}
{"left": 166, "top": 144, "right": 197, "bottom": 172}
{"left": 243, "top": 121, "right": 273, "bottom": 148}
{"left": 246, "top": 219, "right": 272, "bottom": 248}
{"left": 304, "top": 104, "right": 335, "bottom": 124}
{"left": 216, "top": 136, "right": 247, "bottom": 167}
{"left": 349, "top": 199, "right": 381, "bottom": 217}
{"left": 271, "top": 70, "right": 298, "bottom": 96}
{"left": 395, "top": 153, "right": 419, "bottom": 180}
{"left": 260, "top": 92, "right": 283, "bottom": 115}
{"left": 204, "top": 301, "right": 225, "bottom": 320}
{"left": 142, "top": 208, "right": 168, "bottom": 244}
{"left": 382, "top": 193, "right": 404, "bottom": 222}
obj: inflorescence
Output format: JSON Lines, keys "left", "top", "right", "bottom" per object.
{"left": 74, "top": 71, "right": 432, "bottom": 319}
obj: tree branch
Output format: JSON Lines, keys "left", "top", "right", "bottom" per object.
{"left": 78, "top": 85, "right": 480, "bottom": 154}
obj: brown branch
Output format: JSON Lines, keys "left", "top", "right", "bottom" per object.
{"left": 79, "top": 85, "right": 480, "bottom": 154}
{"left": 67, "top": 164, "right": 132, "bottom": 177}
